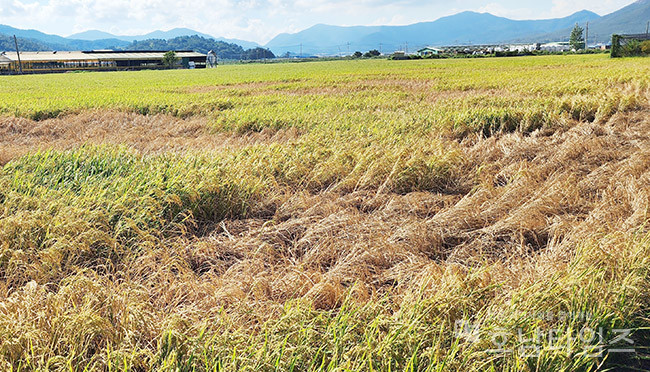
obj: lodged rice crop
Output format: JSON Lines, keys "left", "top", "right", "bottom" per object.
{"left": 0, "top": 54, "right": 649, "bottom": 371}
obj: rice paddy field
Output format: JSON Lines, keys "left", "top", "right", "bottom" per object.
{"left": 0, "top": 54, "right": 649, "bottom": 371}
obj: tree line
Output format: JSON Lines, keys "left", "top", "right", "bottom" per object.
{"left": 0, "top": 34, "right": 51, "bottom": 52}
{"left": 123, "top": 35, "right": 275, "bottom": 60}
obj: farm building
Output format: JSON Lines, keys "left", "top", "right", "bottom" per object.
{"left": 0, "top": 50, "right": 207, "bottom": 74}
{"left": 0, "top": 54, "right": 11, "bottom": 69}
{"left": 417, "top": 47, "right": 443, "bottom": 56}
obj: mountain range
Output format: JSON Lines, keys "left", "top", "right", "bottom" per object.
{"left": 266, "top": 10, "right": 601, "bottom": 55}
{"left": 0, "top": 25, "right": 260, "bottom": 52}
{"left": 1, "top": 0, "right": 648, "bottom": 56}
{"left": 520, "top": 0, "right": 650, "bottom": 44}
{"left": 0, "top": 24, "right": 130, "bottom": 51}
{"left": 266, "top": 0, "right": 649, "bottom": 55}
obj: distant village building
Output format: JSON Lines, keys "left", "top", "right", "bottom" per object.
{"left": 0, "top": 50, "right": 207, "bottom": 74}
{"left": 417, "top": 47, "right": 443, "bottom": 56}
{"left": 539, "top": 42, "right": 571, "bottom": 52}
{"left": 391, "top": 51, "right": 407, "bottom": 59}
{"left": 506, "top": 44, "right": 539, "bottom": 52}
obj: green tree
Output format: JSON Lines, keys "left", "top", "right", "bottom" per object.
{"left": 162, "top": 51, "right": 178, "bottom": 68}
{"left": 569, "top": 24, "right": 585, "bottom": 50}
{"left": 0, "top": 34, "right": 50, "bottom": 51}
{"left": 353, "top": 51, "right": 363, "bottom": 58}
{"left": 126, "top": 36, "right": 249, "bottom": 60}
{"left": 641, "top": 40, "right": 650, "bottom": 55}
{"left": 621, "top": 40, "right": 642, "bottom": 57}
{"left": 241, "top": 47, "right": 275, "bottom": 60}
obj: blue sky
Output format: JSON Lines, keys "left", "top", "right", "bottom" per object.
{"left": 0, "top": 0, "right": 636, "bottom": 43}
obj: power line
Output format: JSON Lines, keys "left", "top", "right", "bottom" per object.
{"left": 13, "top": 35, "right": 22, "bottom": 74}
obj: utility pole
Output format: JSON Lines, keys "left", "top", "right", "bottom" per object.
{"left": 405, "top": 41, "right": 408, "bottom": 54}
{"left": 13, "top": 35, "right": 23, "bottom": 74}
{"left": 379, "top": 43, "right": 383, "bottom": 54}
{"left": 300, "top": 43, "right": 302, "bottom": 58}
{"left": 646, "top": 21, "right": 649, "bottom": 36}
{"left": 347, "top": 42, "right": 350, "bottom": 56}
{"left": 585, "top": 22, "right": 589, "bottom": 50}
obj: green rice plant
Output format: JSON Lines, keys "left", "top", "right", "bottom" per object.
{"left": 0, "top": 54, "right": 649, "bottom": 371}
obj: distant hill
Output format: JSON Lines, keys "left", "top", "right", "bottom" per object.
{"left": 522, "top": 0, "right": 650, "bottom": 44}
{"left": 66, "top": 30, "right": 125, "bottom": 41}
{"left": 0, "top": 24, "right": 259, "bottom": 52}
{"left": 68, "top": 28, "right": 212, "bottom": 42}
{"left": 68, "top": 28, "right": 260, "bottom": 49}
{"left": 124, "top": 35, "right": 246, "bottom": 59}
{"left": 0, "top": 34, "right": 52, "bottom": 52}
{"left": 123, "top": 35, "right": 273, "bottom": 60}
{"left": 211, "top": 37, "right": 260, "bottom": 50}
{"left": 265, "top": 10, "right": 601, "bottom": 55}
{"left": 266, "top": 24, "right": 382, "bottom": 56}
{"left": 0, "top": 24, "right": 74, "bottom": 48}
{"left": 0, "top": 24, "right": 130, "bottom": 50}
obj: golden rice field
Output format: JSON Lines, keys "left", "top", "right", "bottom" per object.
{"left": 0, "top": 54, "right": 649, "bottom": 371}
